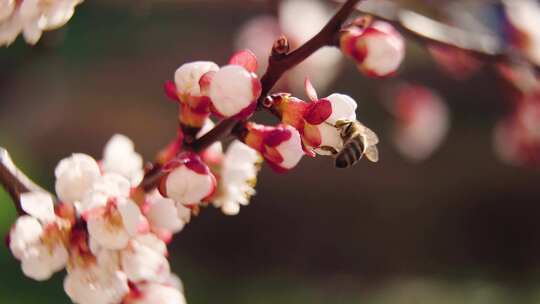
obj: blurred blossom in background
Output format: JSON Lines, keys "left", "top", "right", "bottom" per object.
{"left": 1, "top": 0, "right": 540, "bottom": 303}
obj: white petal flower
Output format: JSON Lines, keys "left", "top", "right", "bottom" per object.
{"left": 126, "top": 283, "right": 186, "bottom": 304}
{"left": 86, "top": 197, "right": 143, "bottom": 250}
{"left": 209, "top": 65, "right": 257, "bottom": 117}
{"left": 358, "top": 22, "right": 405, "bottom": 77}
{"left": 9, "top": 201, "right": 69, "bottom": 281}
{"left": 9, "top": 216, "right": 43, "bottom": 260}
{"left": 20, "top": 191, "right": 56, "bottom": 223}
{"left": 314, "top": 122, "right": 343, "bottom": 156}
{"left": 120, "top": 234, "right": 170, "bottom": 283}
{"left": 165, "top": 163, "right": 215, "bottom": 206}
{"left": 20, "top": 242, "right": 68, "bottom": 281}
{"left": 325, "top": 93, "right": 357, "bottom": 124}
{"left": 313, "top": 94, "right": 358, "bottom": 156}
{"left": 213, "top": 141, "right": 260, "bottom": 215}
{"left": 146, "top": 191, "right": 189, "bottom": 233}
{"left": 274, "top": 126, "right": 304, "bottom": 169}
{"left": 102, "top": 134, "right": 144, "bottom": 186}
{"left": 64, "top": 251, "right": 129, "bottom": 304}
{"left": 175, "top": 61, "right": 219, "bottom": 97}
{"left": 80, "top": 173, "right": 131, "bottom": 212}
{"left": 55, "top": 153, "right": 101, "bottom": 204}
{"left": 0, "top": 0, "right": 82, "bottom": 46}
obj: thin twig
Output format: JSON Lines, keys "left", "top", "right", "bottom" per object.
{"left": 0, "top": 147, "right": 47, "bottom": 214}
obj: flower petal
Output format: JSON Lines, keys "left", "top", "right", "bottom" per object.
{"left": 20, "top": 191, "right": 56, "bottom": 223}
{"left": 228, "top": 49, "right": 258, "bottom": 73}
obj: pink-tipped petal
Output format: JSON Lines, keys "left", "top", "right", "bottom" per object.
{"left": 199, "top": 71, "right": 216, "bottom": 96}
{"left": 304, "top": 78, "right": 318, "bottom": 101}
{"left": 163, "top": 81, "right": 179, "bottom": 102}
{"left": 304, "top": 99, "right": 332, "bottom": 125}
{"left": 302, "top": 123, "right": 322, "bottom": 148}
{"left": 229, "top": 49, "right": 259, "bottom": 73}
{"left": 232, "top": 101, "right": 257, "bottom": 120}
{"left": 264, "top": 127, "right": 292, "bottom": 147}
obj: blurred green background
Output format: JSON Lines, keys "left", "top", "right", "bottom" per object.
{"left": 2, "top": 0, "right": 540, "bottom": 303}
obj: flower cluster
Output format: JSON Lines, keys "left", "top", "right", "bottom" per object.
{"left": 8, "top": 135, "right": 185, "bottom": 303}
{"left": 0, "top": 0, "right": 82, "bottom": 46}
{"left": 165, "top": 50, "right": 261, "bottom": 131}
{"left": 8, "top": 130, "right": 264, "bottom": 303}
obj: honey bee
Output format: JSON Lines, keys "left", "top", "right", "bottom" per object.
{"left": 334, "top": 119, "right": 379, "bottom": 168}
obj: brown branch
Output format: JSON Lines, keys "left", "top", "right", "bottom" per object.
{"left": 0, "top": 147, "right": 47, "bottom": 215}
{"left": 140, "top": 0, "right": 363, "bottom": 191}
{"left": 192, "top": 0, "right": 362, "bottom": 151}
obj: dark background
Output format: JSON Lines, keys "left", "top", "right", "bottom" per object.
{"left": 1, "top": 0, "right": 540, "bottom": 303}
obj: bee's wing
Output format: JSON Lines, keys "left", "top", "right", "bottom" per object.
{"left": 356, "top": 123, "right": 379, "bottom": 162}
{"left": 362, "top": 126, "right": 379, "bottom": 145}
{"left": 364, "top": 145, "right": 379, "bottom": 163}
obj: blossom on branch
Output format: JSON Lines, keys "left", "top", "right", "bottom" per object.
{"left": 165, "top": 61, "right": 220, "bottom": 129}
{"left": 340, "top": 20, "right": 405, "bottom": 77}
{"left": 210, "top": 140, "right": 261, "bottom": 215}
{"left": 202, "top": 50, "right": 262, "bottom": 119}
{"left": 160, "top": 152, "right": 217, "bottom": 206}
{"left": 244, "top": 122, "right": 305, "bottom": 172}
{"left": 270, "top": 79, "right": 359, "bottom": 156}
{"left": 9, "top": 191, "right": 69, "bottom": 280}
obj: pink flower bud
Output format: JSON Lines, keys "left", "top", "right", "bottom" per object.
{"left": 161, "top": 153, "right": 216, "bottom": 205}
{"left": 244, "top": 123, "right": 304, "bottom": 172}
{"left": 174, "top": 61, "right": 219, "bottom": 98}
{"left": 341, "top": 21, "right": 405, "bottom": 77}
{"left": 207, "top": 65, "right": 261, "bottom": 118}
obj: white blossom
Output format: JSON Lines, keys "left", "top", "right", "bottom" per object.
{"left": 164, "top": 155, "right": 216, "bottom": 206}
{"left": 120, "top": 234, "right": 170, "bottom": 283}
{"left": 314, "top": 93, "right": 358, "bottom": 155}
{"left": 86, "top": 196, "right": 144, "bottom": 250}
{"left": 125, "top": 283, "right": 186, "bottom": 304}
{"left": 175, "top": 61, "right": 219, "bottom": 97}
{"left": 102, "top": 134, "right": 144, "bottom": 186}
{"left": 275, "top": 125, "right": 304, "bottom": 169}
{"left": 146, "top": 191, "right": 190, "bottom": 234}
{"left": 55, "top": 153, "right": 101, "bottom": 205}
{"left": 79, "top": 172, "right": 131, "bottom": 212}
{"left": 64, "top": 250, "right": 129, "bottom": 304}
{"left": 0, "top": 0, "right": 83, "bottom": 46}
{"left": 9, "top": 191, "right": 69, "bottom": 281}
{"left": 208, "top": 65, "right": 258, "bottom": 117}
{"left": 213, "top": 141, "right": 260, "bottom": 215}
